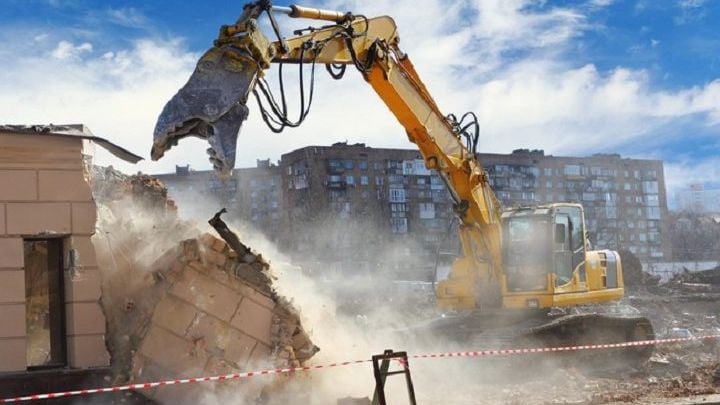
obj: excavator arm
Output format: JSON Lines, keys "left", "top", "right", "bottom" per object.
{"left": 152, "top": 2, "right": 503, "bottom": 309}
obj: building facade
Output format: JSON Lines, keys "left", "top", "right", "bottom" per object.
{"left": 675, "top": 183, "right": 720, "bottom": 213}
{"left": 155, "top": 159, "right": 284, "bottom": 240}
{"left": 156, "top": 144, "right": 671, "bottom": 278}
{"left": 0, "top": 124, "right": 141, "bottom": 375}
{"left": 480, "top": 149, "right": 670, "bottom": 260}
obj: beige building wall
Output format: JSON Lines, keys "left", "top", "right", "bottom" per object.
{"left": 0, "top": 132, "right": 109, "bottom": 372}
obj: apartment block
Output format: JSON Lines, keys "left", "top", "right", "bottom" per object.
{"left": 155, "top": 143, "right": 671, "bottom": 278}
{"left": 279, "top": 142, "right": 455, "bottom": 277}
{"left": 675, "top": 183, "right": 720, "bottom": 213}
{"left": 480, "top": 149, "right": 670, "bottom": 260}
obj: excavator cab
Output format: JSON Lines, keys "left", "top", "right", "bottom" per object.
{"left": 500, "top": 203, "right": 627, "bottom": 310}
{"left": 502, "top": 204, "right": 585, "bottom": 293}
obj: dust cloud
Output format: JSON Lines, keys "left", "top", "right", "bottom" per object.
{"left": 168, "top": 190, "right": 576, "bottom": 405}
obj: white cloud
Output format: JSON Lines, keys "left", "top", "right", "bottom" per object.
{"left": 106, "top": 7, "right": 150, "bottom": 29}
{"left": 1, "top": 0, "right": 719, "bottom": 196}
{"left": 0, "top": 38, "right": 201, "bottom": 174}
{"left": 50, "top": 40, "right": 93, "bottom": 59}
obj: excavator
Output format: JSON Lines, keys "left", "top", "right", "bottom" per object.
{"left": 151, "top": 2, "right": 654, "bottom": 366}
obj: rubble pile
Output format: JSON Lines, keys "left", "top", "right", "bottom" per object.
{"left": 90, "top": 166, "right": 177, "bottom": 211}
{"left": 667, "top": 266, "right": 720, "bottom": 286}
{"left": 89, "top": 167, "right": 318, "bottom": 404}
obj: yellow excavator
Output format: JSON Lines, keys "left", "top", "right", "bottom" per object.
{"left": 152, "top": 2, "right": 654, "bottom": 364}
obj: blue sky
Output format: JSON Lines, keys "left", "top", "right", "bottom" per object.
{"left": 1, "top": 0, "right": 719, "bottom": 201}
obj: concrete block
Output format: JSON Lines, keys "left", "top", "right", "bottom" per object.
{"left": 64, "top": 268, "right": 101, "bottom": 303}
{"left": 230, "top": 298, "right": 273, "bottom": 346}
{"left": 224, "top": 330, "right": 257, "bottom": 367}
{"left": 186, "top": 313, "right": 257, "bottom": 367}
{"left": 68, "top": 236, "right": 98, "bottom": 268}
{"left": 0, "top": 238, "right": 23, "bottom": 268}
{"left": 0, "top": 170, "right": 37, "bottom": 201}
{"left": 211, "top": 238, "right": 227, "bottom": 253}
{"left": 0, "top": 270, "right": 25, "bottom": 303}
{"left": 6, "top": 203, "right": 71, "bottom": 234}
{"left": 139, "top": 325, "right": 205, "bottom": 376}
{"left": 65, "top": 302, "right": 106, "bottom": 335}
{"left": 38, "top": 170, "right": 92, "bottom": 201}
{"left": 0, "top": 133, "right": 82, "bottom": 171}
{"left": 204, "top": 356, "right": 239, "bottom": 376}
{"left": 237, "top": 284, "right": 276, "bottom": 311}
{"left": 0, "top": 203, "right": 5, "bottom": 234}
{"left": 247, "top": 342, "right": 272, "bottom": 369}
{"left": 67, "top": 334, "right": 110, "bottom": 368}
{"left": 170, "top": 269, "right": 241, "bottom": 322}
{"left": 151, "top": 295, "right": 197, "bottom": 337}
{"left": 0, "top": 338, "right": 26, "bottom": 372}
{"left": 71, "top": 202, "right": 96, "bottom": 234}
{"left": 0, "top": 304, "right": 26, "bottom": 338}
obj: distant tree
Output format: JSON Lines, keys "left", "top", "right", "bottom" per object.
{"left": 618, "top": 249, "right": 660, "bottom": 286}
{"left": 669, "top": 212, "right": 720, "bottom": 261}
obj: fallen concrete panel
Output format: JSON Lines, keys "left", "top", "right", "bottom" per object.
{"left": 90, "top": 167, "right": 318, "bottom": 404}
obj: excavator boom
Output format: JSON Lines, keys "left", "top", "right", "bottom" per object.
{"left": 152, "top": 2, "right": 504, "bottom": 309}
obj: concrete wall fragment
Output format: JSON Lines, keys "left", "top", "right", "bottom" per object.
{"left": 0, "top": 131, "right": 109, "bottom": 373}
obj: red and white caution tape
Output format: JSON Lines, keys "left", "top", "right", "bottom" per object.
{"left": 0, "top": 360, "right": 371, "bottom": 403}
{"left": 410, "top": 333, "right": 720, "bottom": 360}
{"left": 3, "top": 334, "right": 719, "bottom": 403}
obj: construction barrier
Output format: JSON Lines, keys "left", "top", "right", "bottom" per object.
{"left": 3, "top": 334, "right": 719, "bottom": 403}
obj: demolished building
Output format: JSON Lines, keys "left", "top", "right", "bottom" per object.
{"left": 0, "top": 125, "right": 318, "bottom": 403}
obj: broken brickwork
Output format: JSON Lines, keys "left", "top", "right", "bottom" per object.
{"left": 90, "top": 167, "right": 317, "bottom": 404}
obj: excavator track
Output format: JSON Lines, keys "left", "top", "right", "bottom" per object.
{"left": 403, "top": 307, "right": 655, "bottom": 374}
{"left": 527, "top": 313, "right": 655, "bottom": 372}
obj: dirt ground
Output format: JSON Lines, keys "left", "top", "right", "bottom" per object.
{"left": 329, "top": 280, "right": 720, "bottom": 405}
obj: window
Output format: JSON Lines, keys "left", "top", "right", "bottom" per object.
{"left": 358, "top": 160, "right": 368, "bottom": 170}
{"left": 624, "top": 183, "right": 631, "bottom": 191}
{"left": 564, "top": 165, "right": 581, "bottom": 176}
{"left": 343, "top": 159, "right": 354, "bottom": 169}
{"left": 419, "top": 202, "right": 435, "bottom": 219}
{"left": 293, "top": 175, "right": 308, "bottom": 190}
{"left": 642, "top": 181, "right": 659, "bottom": 194}
{"left": 391, "top": 203, "right": 407, "bottom": 212}
{"left": 389, "top": 188, "right": 406, "bottom": 202}
{"left": 346, "top": 175, "right": 354, "bottom": 185}
{"left": 645, "top": 194, "right": 659, "bottom": 206}
{"left": 545, "top": 181, "right": 552, "bottom": 188}
{"left": 544, "top": 168, "right": 553, "bottom": 176}
{"left": 417, "top": 177, "right": 427, "bottom": 185}
{"left": 646, "top": 207, "right": 661, "bottom": 220}
{"left": 375, "top": 176, "right": 384, "bottom": 186}
{"left": 582, "top": 193, "right": 596, "bottom": 201}
{"left": 391, "top": 218, "right": 408, "bottom": 233}
{"left": 360, "top": 176, "right": 369, "bottom": 185}
{"left": 25, "top": 239, "right": 66, "bottom": 368}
